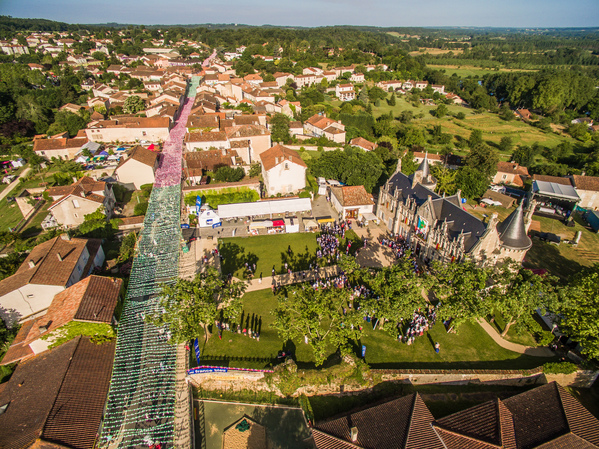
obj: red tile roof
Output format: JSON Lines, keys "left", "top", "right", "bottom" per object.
{"left": 571, "top": 174, "right": 599, "bottom": 192}
{"left": 532, "top": 174, "right": 573, "bottom": 186}
{"left": 0, "top": 236, "right": 97, "bottom": 297}
{"left": 33, "top": 137, "right": 88, "bottom": 153}
{"left": 497, "top": 161, "right": 529, "bottom": 177}
{"left": 117, "top": 145, "right": 159, "bottom": 169}
{"left": 259, "top": 145, "right": 307, "bottom": 171}
{"left": 330, "top": 186, "right": 374, "bottom": 207}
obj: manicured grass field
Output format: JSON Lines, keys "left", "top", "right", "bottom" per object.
{"left": 218, "top": 231, "right": 362, "bottom": 279}
{"left": 195, "top": 289, "right": 554, "bottom": 371}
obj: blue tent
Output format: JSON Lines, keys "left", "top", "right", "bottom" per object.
{"left": 584, "top": 210, "right": 599, "bottom": 232}
{"left": 99, "top": 150, "right": 109, "bottom": 156}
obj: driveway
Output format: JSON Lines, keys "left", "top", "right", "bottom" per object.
{"left": 0, "top": 167, "right": 31, "bottom": 202}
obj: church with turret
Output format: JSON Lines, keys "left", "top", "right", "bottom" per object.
{"left": 376, "top": 154, "right": 534, "bottom": 266}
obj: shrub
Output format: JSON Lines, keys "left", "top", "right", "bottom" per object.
{"left": 542, "top": 362, "right": 578, "bottom": 374}
{"left": 455, "top": 112, "right": 466, "bottom": 120}
{"left": 134, "top": 201, "right": 149, "bottom": 215}
{"left": 184, "top": 187, "right": 259, "bottom": 208}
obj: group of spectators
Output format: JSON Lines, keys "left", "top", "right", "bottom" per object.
{"left": 399, "top": 306, "right": 438, "bottom": 345}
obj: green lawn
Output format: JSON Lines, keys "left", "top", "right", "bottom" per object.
{"left": 218, "top": 231, "right": 362, "bottom": 279}
{"left": 195, "top": 289, "right": 554, "bottom": 371}
{"left": 0, "top": 198, "right": 25, "bottom": 232}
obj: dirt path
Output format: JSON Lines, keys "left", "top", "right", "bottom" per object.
{"left": 477, "top": 318, "right": 554, "bottom": 357}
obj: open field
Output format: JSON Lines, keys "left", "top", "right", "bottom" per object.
{"left": 368, "top": 96, "right": 576, "bottom": 157}
{"left": 195, "top": 289, "right": 554, "bottom": 371}
{"left": 424, "top": 64, "right": 536, "bottom": 78}
{"left": 408, "top": 48, "right": 465, "bottom": 56}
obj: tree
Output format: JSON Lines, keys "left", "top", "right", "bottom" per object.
{"left": 498, "top": 136, "right": 514, "bottom": 154}
{"left": 76, "top": 208, "right": 115, "bottom": 238}
{"left": 431, "top": 164, "right": 457, "bottom": 195}
{"left": 123, "top": 95, "right": 145, "bottom": 114}
{"left": 555, "top": 265, "right": 599, "bottom": 359}
{"left": 466, "top": 143, "right": 499, "bottom": 179}
{"left": 491, "top": 263, "right": 557, "bottom": 336}
{"left": 117, "top": 231, "right": 137, "bottom": 263}
{"left": 270, "top": 113, "right": 291, "bottom": 143}
{"left": 432, "top": 260, "right": 493, "bottom": 330}
{"left": 434, "top": 104, "right": 448, "bottom": 118}
{"left": 499, "top": 102, "right": 515, "bottom": 121}
{"left": 367, "top": 258, "right": 430, "bottom": 338}
{"left": 272, "top": 285, "right": 363, "bottom": 366}
{"left": 455, "top": 166, "right": 489, "bottom": 199}
{"left": 400, "top": 150, "right": 419, "bottom": 176}
{"left": 511, "top": 145, "right": 538, "bottom": 168}
{"left": 387, "top": 92, "right": 396, "bottom": 106}
{"left": 468, "top": 129, "right": 484, "bottom": 149}
{"left": 214, "top": 166, "right": 245, "bottom": 183}
{"left": 46, "top": 110, "right": 88, "bottom": 137}
{"left": 358, "top": 87, "right": 369, "bottom": 103}
{"left": 149, "top": 267, "right": 247, "bottom": 344}
{"left": 249, "top": 163, "right": 261, "bottom": 178}
{"left": 0, "top": 252, "right": 26, "bottom": 282}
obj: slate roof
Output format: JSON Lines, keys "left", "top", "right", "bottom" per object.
{"left": 0, "top": 337, "right": 115, "bottom": 449}
{"left": 330, "top": 186, "right": 374, "bottom": 208}
{"left": 313, "top": 393, "right": 443, "bottom": 449}
{"left": 260, "top": 145, "right": 307, "bottom": 172}
{"left": 387, "top": 170, "right": 486, "bottom": 252}
{"left": 496, "top": 202, "right": 532, "bottom": 250}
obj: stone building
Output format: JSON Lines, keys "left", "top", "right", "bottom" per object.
{"left": 376, "top": 155, "right": 534, "bottom": 266}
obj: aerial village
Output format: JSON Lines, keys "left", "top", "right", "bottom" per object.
{"left": 0, "top": 22, "right": 598, "bottom": 449}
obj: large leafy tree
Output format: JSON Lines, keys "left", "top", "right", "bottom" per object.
{"left": 270, "top": 113, "right": 291, "bottom": 143}
{"left": 490, "top": 262, "right": 558, "bottom": 336}
{"left": 455, "top": 166, "right": 488, "bottom": 199}
{"left": 272, "top": 285, "right": 363, "bottom": 366}
{"left": 555, "top": 265, "right": 599, "bottom": 359}
{"left": 367, "top": 257, "right": 432, "bottom": 338}
{"left": 123, "top": 95, "right": 145, "bottom": 114}
{"left": 150, "top": 267, "right": 247, "bottom": 344}
{"left": 465, "top": 143, "right": 499, "bottom": 179}
{"left": 432, "top": 260, "right": 493, "bottom": 330}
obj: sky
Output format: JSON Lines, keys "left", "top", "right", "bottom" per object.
{"left": 1, "top": 0, "right": 598, "bottom": 28}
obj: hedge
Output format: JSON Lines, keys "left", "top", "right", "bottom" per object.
{"left": 184, "top": 187, "right": 259, "bottom": 208}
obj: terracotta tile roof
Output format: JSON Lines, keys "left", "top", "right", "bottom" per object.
{"left": 314, "top": 394, "right": 442, "bottom": 449}
{"left": 0, "top": 338, "right": 80, "bottom": 449}
{"left": 226, "top": 124, "right": 270, "bottom": 139}
{"left": 434, "top": 399, "right": 516, "bottom": 448}
{"left": 497, "top": 161, "right": 530, "bottom": 176}
{"left": 185, "top": 131, "right": 228, "bottom": 143}
{"left": 187, "top": 114, "right": 220, "bottom": 129}
{"left": 330, "top": 186, "right": 374, "bottom": 207}
{"left": 185, "top": 148, "right": 240, "bottom": 171}
{"left": 89, "top": 116, "right": 170, "bottom": 129}
{"left": 117, "top": 145, "right": 158, "bottom": 169}
{"left": 118, "top": 215, "right": 145, "bottom": 225}
{"left": 572, "top": 174, "right": 599, "bottom": 192}
{"left": 350, "top": 137, "right": 377, "bottom": 151}
{"left": 306, "top": 114, "right": 336, "bottom": 130}
{"left": 222, "top": 416, "right": 267, "bottom": 449}
{"left": 260, "top": 145, "right": 307, "bottom": 171}
{"left": 0, "top": 237, "right": 94, "bottom": 296}
{"left": 47, "top": 176, "right": 107, "bottom": 205}
{"left": 532, "top": 174, "right": 573, "bottom": 186}
{"left": 312, "top": 429, "right": 360, "bottom": 449}
{"left": 503, "top": 382, "right": 599, "bottom": 449}
{"left": 41, "top": 337, "right": 116, "bottom": 449}
{"left": 234, "top": 115, "right": 260, "bottom": 126}
{"left": 33, "top": 137, "right": 88, "bottom": 153}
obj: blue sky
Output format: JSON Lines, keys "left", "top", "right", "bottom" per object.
{"left": 1, "top": 0, "right": 598, "bottom": 27}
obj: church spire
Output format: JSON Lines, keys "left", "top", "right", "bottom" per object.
{"left": 497, "top": 200, "right": 532, "bottom": 250}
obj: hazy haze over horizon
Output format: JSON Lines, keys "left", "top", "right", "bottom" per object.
{"left": 1, "top": 0, "right": 598, "bottom": 28}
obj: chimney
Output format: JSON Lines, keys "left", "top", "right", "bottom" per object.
{"left": 57, "top": 252, "right": 63, "bottom": 262}
{"left": 28, "top": 260, "right": 35, "bottom": 269}
{"left": 275, "top": 157, "right": 279, "bottom": 164}
{"left": 72, "top": 176, "right": 77, "bottom": 183}
{"left": 350, "top": 427, "right": 358, "bottom": 442}
{"left": 222, "top": 148, "right": 226, "bottom": 156}
{"left": 80, "top": 191, "right": 85, "bottom": 197}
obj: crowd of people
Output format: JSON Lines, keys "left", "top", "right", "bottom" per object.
{"left": 380, "top": 235, "right": 423, "bottom": 273}
{"left": 399, "top": 306, "right": 438, "bottom": 345}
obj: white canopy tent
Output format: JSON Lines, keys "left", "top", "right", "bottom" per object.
{"left": 217, "top": 198, "right": 312, "bottom": 219}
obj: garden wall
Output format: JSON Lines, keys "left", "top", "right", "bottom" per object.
{"left": 187, "top": 368, "right": 599, "bottom": 397}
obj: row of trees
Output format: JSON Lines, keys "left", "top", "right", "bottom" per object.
{"left": 154, "top": 253, "right": 599, "bottom": 365}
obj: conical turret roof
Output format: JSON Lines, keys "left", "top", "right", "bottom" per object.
{"left": 417, "top": 152, "right": 430, "bottom": 178}
{"left": 497, "top": 201, "right": 532, "bottom": 250}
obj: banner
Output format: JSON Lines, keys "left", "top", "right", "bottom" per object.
{"left": 212, "top": 222, "right": 222, "bottom": 229}
{"left": 361, "top": 345, "right": 366, "bottom": 358}
{"left": 188, "top": 367, "right": 228, "bottom": 374}
{"left": 193, "top": 338, "right": 201, "bottom": 365}
{"left": 196, "top": 196, "right": 202, "bottom": 217}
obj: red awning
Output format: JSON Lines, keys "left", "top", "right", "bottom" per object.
{"left": 272, "top": 219, "right": 285, "bottom": 227}
{"left": 148, "top": 144, "right": 156, "bottom": 150}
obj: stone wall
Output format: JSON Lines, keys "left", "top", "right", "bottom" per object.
{"left": 188, "top": 368, "right": 599, "bottom": 397}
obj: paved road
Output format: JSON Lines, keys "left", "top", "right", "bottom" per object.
{"left": 0, "top": 167, "right": 31, "bottom": 202}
